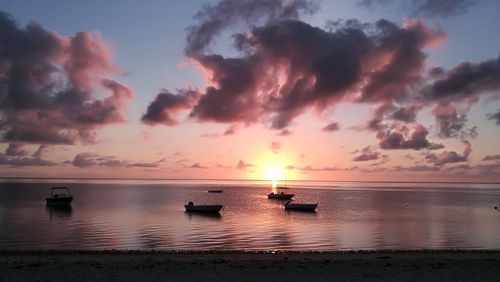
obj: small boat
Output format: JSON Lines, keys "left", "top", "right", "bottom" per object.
{"left": 208, "top": 189, "right": 223, "bottom": 193}
{"left": 46, "top": 187, "right": 73, "bottom": 206}
{"left": 284, "top": 201, "right": 317, "bottom": 211}
{"left": 185, "top": 202, "right": 223, "bottom": 213}
{"left": 268, "top": 191, "right": 295, "bottom": 200}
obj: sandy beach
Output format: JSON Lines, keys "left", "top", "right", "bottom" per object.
{"left": 1, "top": 250, "right": 499, "bottom": 281}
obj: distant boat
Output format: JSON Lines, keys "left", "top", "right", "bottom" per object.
{"left": 208, "top": 189, "right": 223, "bottom": 193}
{"left": 268, "top": 191, "right": 295, "bottom": 199}
{"left": 184, "top": 202, "right": 223, "bottom": 213}
{"left": 46, "top": 187, "right": 73, "bottom": 206}
{"left": 284, "top": 201, "right": 317, "bottom": 211}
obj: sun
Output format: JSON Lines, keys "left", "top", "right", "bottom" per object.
{"left": 263, "top": 164, "right": 285, "bottom": 188}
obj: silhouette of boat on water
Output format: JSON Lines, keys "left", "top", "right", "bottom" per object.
{"left": 284, "top": 200, "right": 317, "bottom": 211}
{"left": 208, "top": 189, "right": 223, "bottom": 193}
{"left": 268, "top": 191, "right": 295, "bottom": 199}
{"left": 268, "top": 185, "right": 294, "bottom": 199}
{"left": 46, "top": 187, "right": 73, "bottom": 206}
{"left": 184, "top": 202, "right": 223, "bottom": 213}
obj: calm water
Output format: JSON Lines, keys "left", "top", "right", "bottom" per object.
{"left": 1, "top": 179, "right": 500, "bottom": 250}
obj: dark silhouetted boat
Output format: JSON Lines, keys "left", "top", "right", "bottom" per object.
{"left": 284, "top": 201, "right": 317, "bottom": 211}
{"left": 268, "top": 190, "right": 294, "bottom": 200}
{"left": 208, "top": 189, "right": 223, "bottom": 193}
{"left": 46, "top": 187, "right": 73, "bottom": 206}
{"left": 184, "top": 202, "right": 223, "bottom": 213}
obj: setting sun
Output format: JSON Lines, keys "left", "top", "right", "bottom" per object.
{"left": 263, "top": 164, "right": 285, "bottom": 188}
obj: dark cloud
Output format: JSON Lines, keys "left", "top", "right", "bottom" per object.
{"left": 487, "top": 110, "right": 500, "bottom": 125}
{"left": 322, "top": 122, "right": 340, "bottom": 132}
{"left": 0, "top": 11, "right": 133, "bottom": 145}
{"left": 142, "top": 89, "right": 199, "bottom": 126}
{"left": 269, "top": 141, "right": 281, "bottom": 154}
{"left": 188, "top": 55, "right": 263, "bottom": 124}
{"left": 353, "top": 146, "right": 381, "bottom": 162}
{"left": 389, "top": 105, "right": 420, "bottom": 122}
{"left": 146, "top": 0, "right": 445, "bottom": 132}
{"left": 424, "top": 140, "right": 471, "bottom": 166}
{"left": 358, "top": 0, "right": 478, "bottom": 18}
{"left": 377, "top": 124, "right": 443, "bottom": 150}
{"left": 1, "top": 143, "right": 55, "bottom": 166}
{"left": 5, "top": 143, "right": 28, "bottom": 157}
{"left": 0, "top": 154, "right": 56, "bottom": 166}
{"left": 483, "top": 154, "right": 500, "bottom": 162}
{"left": 32, "top": 144, "right": 49, "bottom": 158}
{"left": 185, "top": 0, "right": 316, "bottom": 56}
{"left": 71, "top": 153, "right": 161, "bottom": 168}
{"left": 433, "top": 105, "right": 467, "bottom": 138}
{"left": 424, "top": 56, "right": 500, "bottom": 102}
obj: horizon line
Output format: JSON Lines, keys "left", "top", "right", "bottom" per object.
{"left": 0, "top": 176, "right": 499, "bottom": 185}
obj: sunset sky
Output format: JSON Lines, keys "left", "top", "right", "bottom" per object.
{"left": 1, "top": 0, "right": 500, "bottom": 182}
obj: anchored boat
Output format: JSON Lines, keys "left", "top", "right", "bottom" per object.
{"left": 284, "top": 201, "right": 317, "bottom": 211}
{"left": 268, "top": 191, "right": 295, "bottom": 199}
{"left": 46, "top": 187, "right": 73, "bottom": 206}
{"left": 184, "top": 202, "right": 223, "bottom": 213}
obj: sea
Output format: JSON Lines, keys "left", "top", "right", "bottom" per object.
{"left": 1, "top": 179, "right": 499, "bottom": 251}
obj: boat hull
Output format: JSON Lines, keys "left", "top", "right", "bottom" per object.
{"left": 268, "top": 193, "right": 294, "bottom": 200}
{"left": 208, "top": 190, "right": 223, "bottom": 193}
{"left": 185, "top": 204, "right": 223, "bottom": 213}
{"left": 46, "top": 197, "right": 73, "bottom": 205}
{"left": 284, "top": 203, "right": 318, "bottom": 211}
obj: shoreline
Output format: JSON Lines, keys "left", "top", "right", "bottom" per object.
{"left": 1, "top": 250, "right": 500, "bottom": 281}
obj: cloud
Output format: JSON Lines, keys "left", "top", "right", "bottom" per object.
{"left": 223, "top": 125, "right": 238, "bottom": 135}
{"left": 189, "top": 162, "right": 208, "bottom": 169}
{"left": 5, "top": 143, "right": 28, "bottom": 157}
{"left": 358, "top": 0, "right": 478, "bottom": 18}
{"left": 424, "top": 56, "right": 500, "bottom": 102}
{"left": 389, "top": 105, "right": 420, "bottom": 122}
{"left": 393, "top": 165, "right": 440, "bottom": 172}
{"left": 236, "top": 160, "right": 254, "bottom": 170}
{"left": 145, "top": 0, "right": 446, "bottom": 133}
{"left": 353, "top": 146, "right": 381, "bottom": 161}
{"left": 424, "top": 140, "right": 471, "bottom": 166}
{"left": 377, "top": 124, "right": 443, "bottom": 150}
{"left": 322, "top": 122, "right": 340, "bottom": 132}
{"left": 1, "top": 144, "right": 55, "bottom": 166}
{"left": 32, "top": 144, "right": 49, "bottom": 158}
{"left": 432, "top": 103, "right": 477, "bottom": 138}
{"left": 278, "top": 129, "right": 293, "bottom": 136}
{"left": 487, "top": 110, "right": 500, "bottom": 125}
{"left": 483, "top": 154, "right": 500, "bottom": 162}
{"left": 71, "top": 153, "right": 161, "bottom": 168}
{"left": 0, "top": 154, "right": 56, "bottom": 167}
{"left": 0, "top": 11, "right": 133, "bottom": 144}
{"left": 142, "top": 89, "right": 199, "bottom": 125}
{"left": 185, "top": 0, "right": 316, "bottom": 56}
{"left": 269, "top": 141, "right": 281, "bottom": 154}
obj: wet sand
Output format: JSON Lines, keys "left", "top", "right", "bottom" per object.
{"left": 1, "top": 250, "right": 500, "bottom": 281}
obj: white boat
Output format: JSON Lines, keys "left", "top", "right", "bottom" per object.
{"left": 284, "top": 201, "right": 317, "bottom": 211}
{"left": 184, "top": 202, "right": 223, "bottom": 213}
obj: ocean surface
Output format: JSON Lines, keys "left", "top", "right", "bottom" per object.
{"left": 1, "top": 179, "right": 500, "bottom": 251}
